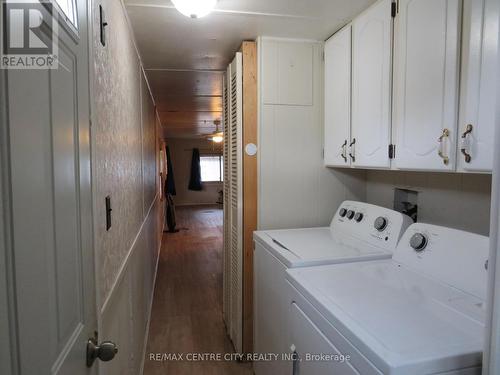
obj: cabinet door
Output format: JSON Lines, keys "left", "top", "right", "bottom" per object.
{"left": 392, "top": 0, "right": 461, "bottom": 171}
{"left": 458, "top": 0, "right": 499, "bottom": 173}
{"left": 324, "top": 25, "right": 351, "bottom": 167}
{"left": 351, "top": 0, "right": 393, "bottom": 169}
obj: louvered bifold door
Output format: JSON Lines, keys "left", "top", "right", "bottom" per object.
{"left": 228, "top": 52, "right": 243, "bottom": 353}
{"left": 222, "top": 70, "right": 231, "bottom": 331}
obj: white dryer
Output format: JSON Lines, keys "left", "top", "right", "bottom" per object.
{"left": 253, "top": 201, "right": 412, "bottom": 375}
{"left": 286, "top": 223, "right": 489, "bottom": 375}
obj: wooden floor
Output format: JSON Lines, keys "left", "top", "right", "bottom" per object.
{"left": 143, "top": 205, "right": 253, "bottom": 375}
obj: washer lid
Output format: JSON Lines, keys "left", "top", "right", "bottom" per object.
{"left": 287, "top": 261, "right": 486, "bottom": 375}
{"left": 254, "top": 228, "right": 391, "bottom": 267}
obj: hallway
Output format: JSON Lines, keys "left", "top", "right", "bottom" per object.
{"left": 143, "top": 205, "right": 253, "bottom": 375}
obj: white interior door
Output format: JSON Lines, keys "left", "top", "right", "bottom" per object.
{"left": 392, "top": 0, "right": 461, "bottom": 171}
{"left": 324, "top": 25, "right": 351, "bottom": 168}
{"left": 1, "top": 0, "right": 99, "bottom": 374}
{"left": 228, "top": 52, "right": 243, "bottom": 353}
{"left": 351, "top": 0, "right": 393, "bottom": 169}
{"left": 458, "top": 0, "right": 499, "bottom": 173}
{"left": 223, "top": 70, "right": 231, "bottom": 331}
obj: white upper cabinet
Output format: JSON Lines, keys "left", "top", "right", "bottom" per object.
{"left": 324, "top": 25, "right": 351, "bottom": 167}
{"left": 261, "top": 39, "right": 313, "bottom": 106}
{"left": 392, "top": 0, "right": 461, "bottom": 171}
{"left": 458, "top": 0, "right": 499, "bottom": 173}
{"left": 351, "top": 0, "right": 393, "bottom": 169}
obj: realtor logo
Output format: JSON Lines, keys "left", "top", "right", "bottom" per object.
{"left": 1, "top": 0, "right": 58, "bottom": 69}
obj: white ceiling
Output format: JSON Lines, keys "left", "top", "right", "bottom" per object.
{"left": 124, "top": 0, "right": 376, "bottom": 138}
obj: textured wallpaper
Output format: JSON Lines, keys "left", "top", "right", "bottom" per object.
{"left": 92, "top": 0, "right": 157, "bottom": 305}
{"left": 141, "top": 75, "right": 157, "bottom": 214}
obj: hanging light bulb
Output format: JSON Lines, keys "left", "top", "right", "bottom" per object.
{"left": 209, "top": 119, "right": 223, "bottom": 143}
{"left": 212, "top": 135, "right": 223, "bottom": 143}
{"left": 171, "top": 0, "right": 216, "bottom": 18}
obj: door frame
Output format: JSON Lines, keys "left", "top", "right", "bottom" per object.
{"left": 484, "top": 1, "right": 500, "bottom": 369}
{"left": 0, "top": 44, "right": 18, "bottom": 375}
{"left": 241, "top": 41, "right": 258, "bottom": 354}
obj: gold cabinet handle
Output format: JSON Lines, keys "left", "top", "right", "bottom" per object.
{"left": 437, "top": 128, "right": 450, "bottom": 165}
{"left": 460, "top": 124, "right": 473, "bottom": 163}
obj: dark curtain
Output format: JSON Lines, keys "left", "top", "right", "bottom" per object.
{"left": 188, "top": 148, "right": 203, "bottom": 191}
{"left": 165, "top": 146, "right": 176, "bottom": 196}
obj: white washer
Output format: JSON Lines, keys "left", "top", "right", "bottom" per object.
{"left": 253, "top": 201, "right": 412, "bottom": 375}
{"left": 286, "top": 223, "right": 489, "bottom": 375}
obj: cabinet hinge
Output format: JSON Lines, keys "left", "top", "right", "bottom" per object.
{"left": 388, "top": 144, "right": 396, "bottom": 159}
{"left": 391, "top": 1, "right": 397, "bottom": 18}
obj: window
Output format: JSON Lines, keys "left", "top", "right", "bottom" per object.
{"left": 54, "top": 0, "right": 78, "bottom": 28}
{"left": 200, "top": 155, "right": 223, "bottom": 182}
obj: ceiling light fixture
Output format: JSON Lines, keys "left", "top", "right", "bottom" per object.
{"left": 212, "top": 135, "right": 223, "bottom": 143}
{"left": 171, "top": 0, "right": 216, "bottom": 18}
{"left": 207, "top": 120, "right": 223, "bottom": 143}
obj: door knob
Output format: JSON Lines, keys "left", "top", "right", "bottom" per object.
{"left": 87, "top": 334, "right": 118, "bottom": 367}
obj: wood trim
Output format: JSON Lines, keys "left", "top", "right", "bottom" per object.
{"left": 240, "top": 41, "right": 258, "bottom": 353}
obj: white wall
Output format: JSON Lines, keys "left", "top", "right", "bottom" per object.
{"left": 91, "top": 0, "right": 162, "bottom": 373}
{"left": 365, "top": 171, "right": 492, "bottom": 236}
{"left": 258, "top": 37, "right": 367, "bottom": 230}
{"left": 167, "top": 138, "right": 223, "bottom": 206}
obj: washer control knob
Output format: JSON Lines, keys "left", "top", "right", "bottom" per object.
{"left": 354, "top": 212, "right": 364, "bottom": 222}
{"left": 410, "top": 233, "right": 428, "bottom": 252}
{"left": 339, "top": 208, "right": 347, "bottom": 218}
{"left": 346, "top": 210, "right": 355, "bottom": 220}
{"left": 374, "top": 217, "right": 388, "bottom": 231}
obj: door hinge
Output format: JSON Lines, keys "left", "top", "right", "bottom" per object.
{"left": 388, "top": 144, "right": 396, "bottom": 159}
{"left": 391, "top": 1, "right": 397, "bottom": 17}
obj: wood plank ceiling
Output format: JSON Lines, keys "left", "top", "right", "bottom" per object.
{"left": 124, "top": 0, "right": 376, "bottom": 139}
{"left": 147, "top": 69, "right": 223, "bottom": 138}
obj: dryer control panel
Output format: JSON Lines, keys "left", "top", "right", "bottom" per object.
{"left": 331, "top": 201, "right": 413, "bottom": 252}
{"left": 394, "top": 223, "right": 489, "bottom": 300}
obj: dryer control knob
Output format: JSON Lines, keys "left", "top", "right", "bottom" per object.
{"left": 346, "top": 210, "right": 355, "bottom": 220}
{"left": 339, "top": 208, "right": 348, "bottom": 217}
{"left": 354, "top": 212, "right": 364, "bottom": 222}
{"left": 374, "top": 217, "right": 388, "bottom": 231}
{"left": 410, "top": 233, "right": 428, "bottom": 252}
